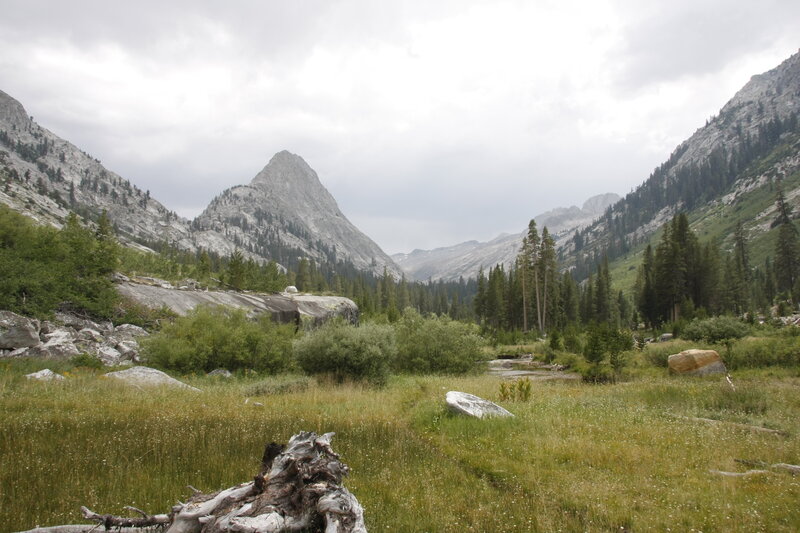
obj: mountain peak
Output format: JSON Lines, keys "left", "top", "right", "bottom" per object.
{"left": 251, "top": 150, "right": 319, "bottom": 188}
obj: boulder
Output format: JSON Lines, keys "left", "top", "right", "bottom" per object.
{"left": 114, "top": 323, "right": 149, "bottom": 337}
{"left": 78, "top": 328, "right": 105, "bottom": 343}
{"left": 115, "top": 339, "right": 140, "bottom": 361}
{"left": 446, "top": 391, "right": 514, "bottom": 419}
{"left": 668, "top": 349, "right": 727, "bottom": 376}
{"left": 208, "top": 368, "right": 233, "bottom": 378}
{"left": 25, "top": 369, "right": 65, "bottom": 381}
{"left": 96, "top": 345, "right": 124, "bottom": 366}
{"left": 0, "top": 310, "right": 40, "bottom": 349}
{"left": 27, "top": 338, "right": 81, "bottom": 359}
{"left": 104, "top": 366, "right": 200, "bottom": 391}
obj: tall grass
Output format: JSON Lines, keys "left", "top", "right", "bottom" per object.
{"left": 2, "top": 364, "right": 800, "bottom": 532}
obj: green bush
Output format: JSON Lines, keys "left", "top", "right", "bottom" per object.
{"left": 682, "top": 316, "right": 749, "bottom": 344}
{"left": 293, "top": 321, "right": 396, "bottom": 385}
{"left": 393, "top": 308, "right": 486, "bottom": 374}
{"left": 141, "top": 305, "right": 294, "bottom": 373}
{"left": 725, "top": 334, "right": 800, "bottom": 369}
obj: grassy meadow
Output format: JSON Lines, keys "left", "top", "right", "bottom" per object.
{"left": 1, "top": 357, "right": 800, "bottom": 532}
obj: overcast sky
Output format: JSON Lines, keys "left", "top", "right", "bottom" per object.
{"left": 1, "top": 1, "right": 798, "bottom": 254}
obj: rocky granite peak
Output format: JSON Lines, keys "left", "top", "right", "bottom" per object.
{"left": 194, "top": 151, "right": 398, "bottom": 275}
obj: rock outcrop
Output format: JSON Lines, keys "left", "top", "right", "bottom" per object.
{"left": 116, "top": 280, "right": 359, "bottom": 327}
{"left": 446, "top": 391, "right": 514, "bottom": 419}
{"left": 668, "top": 349, "right": 727, "bottom": 376}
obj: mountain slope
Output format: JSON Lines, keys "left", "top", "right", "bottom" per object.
{"left": 565, "top": 49, "right": 800, "bottom": 283}
{"left": 0, "top": 90, "right": 397, "bottom": 276}
{"left": 393, "top": 193, "right": 620, "bottom": 282}
{"left": 0, "top": 89, "right": 195, "bottom": 251}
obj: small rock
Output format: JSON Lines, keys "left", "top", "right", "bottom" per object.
{"left": 446, "top": 391, "right": 514, "bottom": 419}
{"left": 25, "top": 369, "right": 65, "bottom": 381}
{"left": 668, "top": 349, "right": 727, "bottom": 376}
{"left": 284, "top": 285, "right": 299, "bottom": 294}
{"left": 0, "top": 310, "right": 41, "bottom": 349}
{"left": 104, "top": 366, "right": 200, "bottom": 391}
{"left": 208, "top": 368, "right": 232, "bottom": 378}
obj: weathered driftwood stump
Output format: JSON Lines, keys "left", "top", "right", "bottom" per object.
{"left": 20, "top": 431, "right": 367, "bottom": 533}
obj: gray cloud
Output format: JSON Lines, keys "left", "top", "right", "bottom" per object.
{"left": 1, "top": 1, "right": 797, "bottom": 255}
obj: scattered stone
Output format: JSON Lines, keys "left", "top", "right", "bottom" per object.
{"left": 284, "top": 285, "right": 299, "bottom": 293}
{"left": 659, "top": 333, "right": 674, "bottom": 342}
{"left": 0, "top": 310, "right": 41, "bottom": 349}
{"left": 25, "top": 368, "right": 65, "bottom": 381}
{"left": 208, "top": 368, "right": 233, "bottom": 378}
{"left": 112, "top": 272, "right": 131, "bottom": 283}
{"left": 104, "top": 366, "right": 200, "bottom": 391}
{"left": 446, "top": 391, "right": 514, "bottom": 419}
{"left": 668, "top": 349, "right": 727, "bottom": 376}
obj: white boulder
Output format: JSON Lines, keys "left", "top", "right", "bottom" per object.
{"left": 446, "top": 391, "right": 514, "bottom": 419}
{"left": 25, "top": 368, "right": 65, "bottom": 381}
{"left": 104, "top": 366, "right": 200, "bottom": 391}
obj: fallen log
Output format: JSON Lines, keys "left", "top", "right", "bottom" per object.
{"left": 18, "top": 431, "right": 367, "bottom": 533}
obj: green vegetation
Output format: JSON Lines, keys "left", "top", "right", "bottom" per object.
{"left": 394, "top": 308, "right": 485, "bottom": 374}
{"left": 293, "top": 321, "right": 397, "bottom": 385}
{"left": 2, "top": 363, "right": 800, "bottom": 532}
{"left": 682, "top": 316, "right": 750, "bottom": 344}
{"left": 0, "top": 205, "right": 118, "bottom": 318}
{"left": 141, "top": 306, "right": 295, "bottom": 374}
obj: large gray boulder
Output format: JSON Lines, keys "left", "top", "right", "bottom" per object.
{"left": 104, "top": 366, "right": 200, "bottom": 391}
{"left": 0, "top": 311, "right": 40, "bottom": 349}
{"left": 446, "top": 391, "right": 514, "bottom": 419}
{"left": 668, "top": 349, "right": 727, "bottom": 376}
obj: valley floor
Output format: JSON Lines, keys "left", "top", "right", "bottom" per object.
{"left": 1, "top": 365, "right": 799, "bottom": 532}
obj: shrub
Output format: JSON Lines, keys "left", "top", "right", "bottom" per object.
{"left": 70, "top": 353, "right": 104, "bottom": 370}
{"left": 725, "top": 334, "right": 800, "bottom": 369}
{"left": 293, "top": 321, "right": 396, "bottom": 385}
{"left": 682, "top": 316, "right": 749, "bottom": 344}
{"left": 141, "top": 305, "right": 294, "bottom": 373}
{"left": 393, "top": 308, "right": 486, "bottom": 374}
{"left": 243, "top": 375, "right": 311, "bottom": 396}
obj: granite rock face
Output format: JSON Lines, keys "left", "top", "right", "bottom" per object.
{"left": 116, "top": 281, "right": 359, "bottom": 327}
